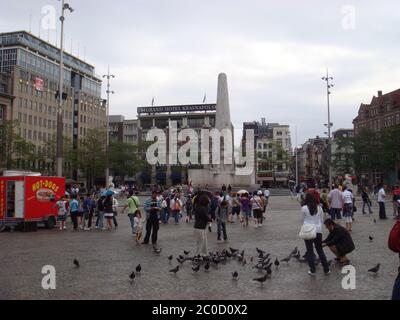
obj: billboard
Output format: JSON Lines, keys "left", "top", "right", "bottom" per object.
{"left": 35, "top": 77, "right": 44, "bottom": 91}
{"left": 138, "top": 104, "right": 216, "bottom": 115}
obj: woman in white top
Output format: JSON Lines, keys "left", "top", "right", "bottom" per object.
{"left": 300, "top": 193, "right": 330, "bottom": 276}
{"left": 342, "top": 187, "right": 354, "bottom": 231}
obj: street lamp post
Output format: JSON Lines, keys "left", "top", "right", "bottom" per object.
{"left": 56, "top": 0, "right": 73, "bottom": 177}
{"left": 322, "top": 69, "right": 334, "bottom": 189}
{"left": 295, "top": 126, "right": 299, "bottom": 186}
{"left": 103, "top": 66, "right": 115, "bottom": 188}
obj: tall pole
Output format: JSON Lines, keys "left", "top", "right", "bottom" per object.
{"left": 103, "top": 66, "right": 115, "bottom": 188}
{"left": 295, "top": 125, "right": 298, "bottom": 186}
{"left": 56, "top": 0, "right": 73, "bottom": 177}
{"left": 322, "top": 69, "right": 334, "bottom": 189}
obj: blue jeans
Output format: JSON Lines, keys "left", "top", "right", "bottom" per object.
{"left": 304, "top": 233, "right": 330, "bottom": 274}
{"left": 128, "top": 214, "right": 135, "bottom": 234}
{"left": 362, "top": 200, "right": 372, "bottom": 213}
{"left": 392, "top": 272, "right": 400, "bottom": 300}
{"left": 172, "top": 210, "right": 180, "bottom": 223}
{"left": 162, "top": 208, "right": 169, "bottom": 224}
{"left": 217, "top": 221, "right": 227, "bottom": 240}
{"left": 330, "top": 208, "right": 342, "bottom": 220}
{"left": 96, "top": 211, "right": 104, "bottom": 229}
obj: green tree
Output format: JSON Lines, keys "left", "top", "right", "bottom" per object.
{"left": 332, "top": 136, "right": 355, "bottom": 176}
{"left": 258, "top": 141, "right": 290, "bottom": 184}
{"left": 353, "top": 128, "right": 384, "bottom": 175}
{"left": 77, "top": 128, "right": 107, "bottom": 187}
{"left": 109, "top": 141, "right": 145, "bottom": 180}
{"left": 45, "top": 136, "right": 77, "bottom": 178}
{"left": 0, "top": 120, "right": 43, "bottom": 171}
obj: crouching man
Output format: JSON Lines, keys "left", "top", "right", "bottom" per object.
{"left": 322, "top": 218, "right": 355, "bottom": 267}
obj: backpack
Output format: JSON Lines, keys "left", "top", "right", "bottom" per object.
{"left": 388, "top": 221, "right": 400, "bottom": 253}
{"left": 174, "top": 199, "right": 181, "bottom": 211}
{"left": 97, "top": 198, "right": 105, "bottom": 211}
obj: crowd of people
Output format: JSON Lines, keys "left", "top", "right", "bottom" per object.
{"left": 53, "top": 181, "right": 400, "bottom": 299}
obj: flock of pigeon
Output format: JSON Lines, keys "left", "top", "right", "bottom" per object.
{"left": 72, "top": 236, "right": 381, "bottom": 286}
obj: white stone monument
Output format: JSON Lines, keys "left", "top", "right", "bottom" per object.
{"left": 188, "top": 73, "right": 255, "bottom": 187}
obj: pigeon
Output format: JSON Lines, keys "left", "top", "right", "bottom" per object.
{"left": 229, "top": 247, "right": 239, "bottom": 254}
{"left": 169, "top": 265, "right": 180, "bottom": 274}
{"left": 281, "top": 255, "right": 291, "bottom": 263}
{"left": 368, "top": 264, "right": 380, "bottom": 274}
{"left": 232, "top": 271, "right": 239, "bottom": 279}
{"left": 184, "top": 250, "right": 190, "bottom": 256}
{"left": 253, "top": 274, "right": 268, "bottom": 285}
{"left": 153, "top": 247, "right": 162, "bottom": 254}
{"left": 292, "top": 251, "right": 301, "bottom": 260}
{"left": 179, "top": 255, "right": 185, "bottom": 260}
{"left": 192, "top": 264, "right": 200, "bottom": 272}
{"left": 274, "top": 258, "right": 280, "bottom": 268}
{"left": 204, "top": 262, "right": 210, "bottom": 271}
{"left": 250, "top": 257, "right": 254, "bottom": 263}
{"left": 73, "top": 259, "right": 80, "bottom": 268}
{"left": 291, "top": 247, "right": 299, "bottom": 255}
{"left": 135, "top": 264, "right": 141, "bottom": 273}
{"left": 129, "top": 271, "right": 135, "bottom": 280}
{"left": 168, "top": 255, "right": 173, "bottom": 261}
{"left": 256, "top": 247, "right": 265, "bottom": 255}
{"left": 242, "top": 259, "right": 247, "bottom": 266}
{"left": 176, "top": 257, "right": 184, "bottom": 264}
{"left": 266, "top": 267, "right": 272, "bottom": 276}
{"left": 374, "top": 219, "right": 377, "bottom": 224}
{"left": 369, "top": 235, "right": 374, "bottom": 241}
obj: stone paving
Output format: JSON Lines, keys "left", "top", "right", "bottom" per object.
{"left": 0, "top": 195, "right": 398, "bottom": 300}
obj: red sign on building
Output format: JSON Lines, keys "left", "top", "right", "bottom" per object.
{"left": 35, "top": 77, "right": 44, "bottom": 91}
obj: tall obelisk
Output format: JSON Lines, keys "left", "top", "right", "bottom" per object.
{"left": 215, "top": 73, "right": 234, "bottom": 172}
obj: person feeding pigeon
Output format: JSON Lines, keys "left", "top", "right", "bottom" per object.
{"left": 322, "top": 219, "right": 355, "bottom": 266}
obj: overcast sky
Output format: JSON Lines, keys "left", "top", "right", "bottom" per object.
{"left": 3, "top": 0, "right": 400, "bottom": 147}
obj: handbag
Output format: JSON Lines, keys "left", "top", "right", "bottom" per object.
{"left": 299, "top": 223, "right": 317, "bottom": 240}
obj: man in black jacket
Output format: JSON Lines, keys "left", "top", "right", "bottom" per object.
{"left": 322, "top": 219, "right": 355, "bottom": 266}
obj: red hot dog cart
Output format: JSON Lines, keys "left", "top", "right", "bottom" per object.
{"left": 0, "top": 176, "right": 65, "bottom": 231}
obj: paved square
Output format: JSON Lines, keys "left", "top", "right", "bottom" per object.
{"left": 0, "top": 195, "right": 398, "bottom": 300}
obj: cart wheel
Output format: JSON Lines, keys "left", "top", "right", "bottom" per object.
{"left": 46, "top": 217, "right": 56, "bottom": 229}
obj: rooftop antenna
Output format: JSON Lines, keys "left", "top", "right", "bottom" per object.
{"left": 70, "top": 38, "right": 73, "bottom": 54}
{"left": 77, "top": 42, "right": 80, "bottom": 58}
{"left": 47, "top": 28, "right": 50, "bottom": 42}
{"left": 38, "top": 19, "right": 41, "bottom": 38}
{"left": 84, "top": 46, "right": 86, "bottom": 61}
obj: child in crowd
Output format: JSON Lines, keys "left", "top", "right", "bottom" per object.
{"left": 216, "top": 200, "right": 229, "bottom": 242}
{"left": 134, "top": 210, "right": 143, "bottom": 245}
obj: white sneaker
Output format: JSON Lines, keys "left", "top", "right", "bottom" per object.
{"left": 308, "top": 270, "right": 316, "bottom": 276}
{"left": 259, "top": 224, "right": 263, "bottom": 227}
{"left": 59, "top": 227, "right": 63, "bottom": 231}
{"left": 63, "top": 226, "right": 67, "bottom": 230}
{"left": 255, "top": 223, "right": 259, "bottom": 228}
